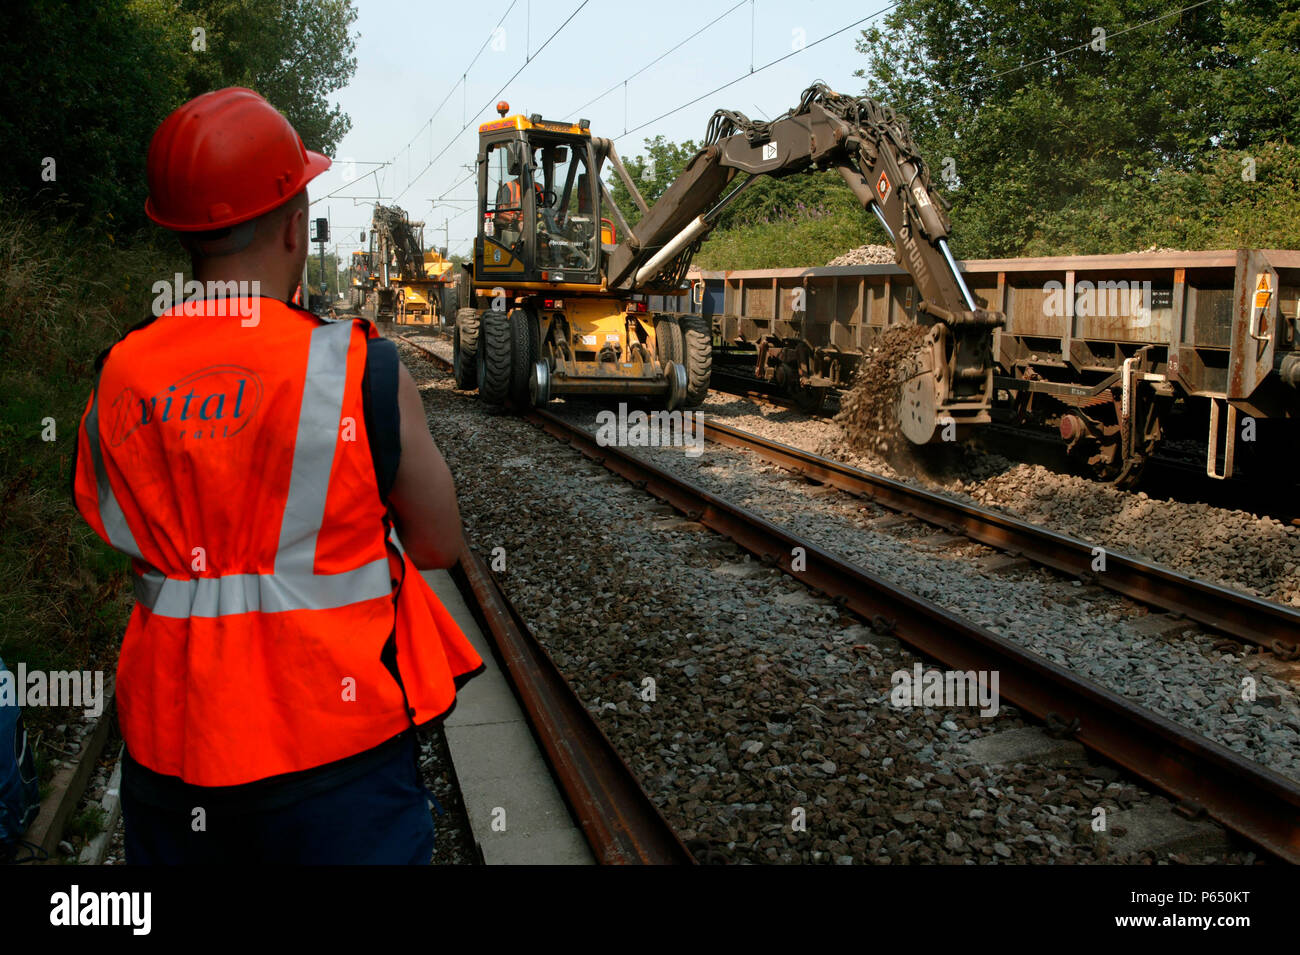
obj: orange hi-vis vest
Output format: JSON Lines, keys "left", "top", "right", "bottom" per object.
{"left": 498, "top": 179, "right": 543, "bottom": 224}
{"left": 73, "top": 297, "right": 482, "bottom": 787}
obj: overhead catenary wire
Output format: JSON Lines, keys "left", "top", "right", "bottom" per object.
{"left": 439, "top": 0, "right": 1216, "bottom": 252}
{"left": 313, "top": 1, "right": 519, "bottom": 208}
{"left": 613, "top": 2, "right": 902, "bottom": 142}
{"left": 391, "top": 1, "right": 520, "bottom": 168}
{"left": 392, "top": 0, "right": 591, "bottom": 203}
{"left": 960, "top": 0, "right": 1221, "bottom": 90}
{"left": 437, "top": 1, "right": 910, "bottom": 247}
{"left": 559, "top": 0, "right": 749, "bottom": 119}
{"left": 311, "top": 161, "right": 391, "bottom": 207}
{"left": 428, "top": 0, "right": 754, "bottom": 245}
{"left": 614, "top": 0, "right": 1220, "bottom": 143}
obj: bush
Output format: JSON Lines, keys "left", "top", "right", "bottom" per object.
{"left": 0, "top": 199, "right": 182, "bottom": 681}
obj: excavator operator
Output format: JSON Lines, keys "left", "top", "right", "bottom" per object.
{"left": 493, "top": 147, "right": 541, "bottom": 251}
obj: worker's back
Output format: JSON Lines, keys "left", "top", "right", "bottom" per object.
{"left": 75, "top": 297, "right": 472, "bottom": 788}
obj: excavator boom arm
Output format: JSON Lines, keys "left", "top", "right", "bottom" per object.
{"left": 603, "top": 83, "right": 1001, "bottom": 443}
{"left": 372, "top": 204, "right": 427, "bottom": 280}
{"left": 606, "top": 84, "right": 990, "bottom": 328}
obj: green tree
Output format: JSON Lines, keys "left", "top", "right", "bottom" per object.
{"left": 174, "top": 0, "right": 359, "bottom": 152}
{"left": 0, "top": 0, "right": 358, "bottom": 231}
{"left": 0, "top": 1, "right": 188, "bottom": 230}
{"left": 608, "top": 135, "right": 699, "bottom": 227}
{"left": 853, "top": 0, "right": 1296, "bottom": 257}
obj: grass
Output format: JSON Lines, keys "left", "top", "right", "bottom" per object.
{"left": 0, "top": 196, "right": 183, "bottom": 788}
{"left": 64, "top": 803, "right": 106, "bottom": 843}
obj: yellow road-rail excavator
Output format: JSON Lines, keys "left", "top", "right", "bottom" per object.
{"left": 454, "top": 84, "right": 1002, "bottom": 442}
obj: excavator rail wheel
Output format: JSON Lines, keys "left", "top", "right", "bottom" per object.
{"left": 654, "top": 313, "right": 683, "bottom": 367}
{"left": 508, "top": 307, "right": 540, "bottom": 407}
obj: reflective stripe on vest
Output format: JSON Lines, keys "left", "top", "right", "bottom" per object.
{"left": 115, "top": 320, "right": 392, "bottom": 618}
{"left": 82, "top": 391, "right": 145, "bottom": 562}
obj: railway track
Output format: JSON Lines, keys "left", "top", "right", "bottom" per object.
{"left": 710, "top": 357, "right": 1300, "bottom": 524}
{"left": 397, "top": 332, "right": 1300, "bottom": 863}
{"left": 698, "top": 419, "right": 1300, "bottom": 654}
{"left": 392, "top": 334, "right": 690, "bottom": 863}
{"left": 455, "top": 543, "right": 693, "bottom": 864}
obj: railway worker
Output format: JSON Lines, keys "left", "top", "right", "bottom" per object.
{"left": 494, "top": 146, "right": 544, "bottom": 247}
{"left": 72, "top": 87, "right": 482, "bottom": 865}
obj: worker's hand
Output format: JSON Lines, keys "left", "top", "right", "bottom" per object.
{"left": 386, "top": 362, "right": 463, "bottom": 569}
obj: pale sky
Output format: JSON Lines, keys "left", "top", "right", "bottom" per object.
{"left": 311, "top": 0, "right": 894, "bottom": 261}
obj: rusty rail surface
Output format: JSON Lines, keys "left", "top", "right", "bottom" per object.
{"left": 701, "top": 420, "right": 1300, "bottom": 653}
{"left": 395, "top": 334, "right": 694, "bottom": 864}
{"left": 526, "top": 406, "right": 1300, "bottom": 864}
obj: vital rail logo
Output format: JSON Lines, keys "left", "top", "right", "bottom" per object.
{"left": 107, "top": 366, "right": 264, "bottom": 446}
{"left": 50, "top": 885, "right": 151, "bottom": 935}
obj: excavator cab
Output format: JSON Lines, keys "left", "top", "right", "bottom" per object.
{"left": 475, "top": 114, "right": 602, "bottom": 287}
{"left": 458, "top": 104, "right": 700, "bottom": 412}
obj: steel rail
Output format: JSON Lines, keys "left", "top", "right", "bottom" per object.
{"left": 525, "top": 405, "right": 1300, "bottom": 864}
{"left": 700, "top": 419, "right": 1300, "bottom": 653}
{"left": 395, "top": 337, "right": 694, "bottom": 864}
{"left": 455, "top": 549, "right": 695, "bottom": 864}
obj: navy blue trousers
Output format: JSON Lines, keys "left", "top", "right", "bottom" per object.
{"left": 121, "top": 736, "right": 436, "bottom": 865}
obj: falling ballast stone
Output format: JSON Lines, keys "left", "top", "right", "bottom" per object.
{"left": 1102, "top": 806, "right": 1231, "bottom": 857}
{"left": 773, "top": 589, "right": 823, "bottom": 608}
{"left": 712, "top": 561, "right": 767, "bottom": 579}
{"left": 956, "top": 726, "right": 1087, "bottom": 769}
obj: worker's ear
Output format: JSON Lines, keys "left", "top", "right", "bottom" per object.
{"left": 283, "top": 202, "right": 306, "bottom": 255}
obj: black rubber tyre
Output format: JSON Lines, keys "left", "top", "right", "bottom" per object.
{"left": 508, "top": 307, "right": 539, "bottom": 407}
{"left": 653, "top": 314, "right": 683, "bottom": 366}
{"left": 678, "top": 314, "right": 713, "bottom": 408}
{"left": 453, "top": 307, "right": 480, "bottom": 389}
{"left": 478, "top": 309, "right": 513, "bottom": 405}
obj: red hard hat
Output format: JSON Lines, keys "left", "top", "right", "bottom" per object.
{"left": 145, "top": 87, "right": 331, "bottom": 231}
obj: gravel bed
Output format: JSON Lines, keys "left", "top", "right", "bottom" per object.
{"left": 546, "top": 396, "right": 1300, "bottom": 784}
{"left": 420, "top": 726, "right": 478, "bottom": 865}
{"left": 397, "top": 339, "right": 1259, "bottom": 864}
{"left": 694, "top": 390, "right": 1300, "bottom": 609}
{"left": 406, "top": 322, "right": 1300, "bottom": 610}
